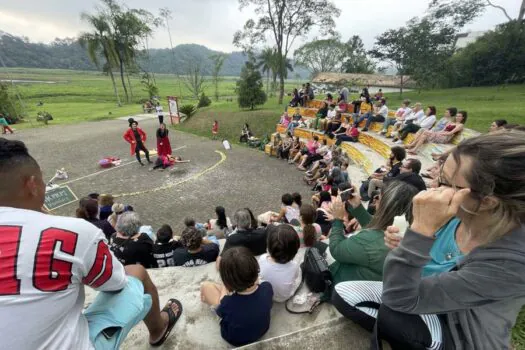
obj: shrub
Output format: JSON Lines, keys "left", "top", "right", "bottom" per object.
{"left": 36, "top": 111, "right": 54, "bottom": 125}
{"left": 179, "top": 104, "right": 197, "bottom": 118}
{"left": 197, "top": 93, "right": 212, "bottom": 108}
{"left": 236, "top": 58, "right": 267, "bottom": 110}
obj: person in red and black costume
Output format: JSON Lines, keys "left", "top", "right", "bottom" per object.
{"left": 0, "top": 138, "right": 183, "bottom": 349}
{"left": 123, "top": 118, "right": 152, "bottom": 166}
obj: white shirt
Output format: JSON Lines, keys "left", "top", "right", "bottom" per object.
{"left": 0, "top": 207, "right": 127, "bottom": 350}
{"left": 404, "top": 109, "right": 425, "bottom": 122}
{"left": 284, "top": 205, "right": 300, "bottom": 223}
{"left": 378, "top": 105, "right": 388, "bottom": 118}
{"left": 258, "top": 253, "right": 301, "bottom": 302}
{"left": 418, "top": 115, "right": 437, "bottom": 129}
{"left": 156, "top": 106, "right": 163, "bottom": 115}
{"left": 327, "top": 109, "right": 337, "bottom": 120}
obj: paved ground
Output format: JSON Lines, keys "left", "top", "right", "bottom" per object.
{"left": 8, "top": 117, "right": 314, "bottom": 232}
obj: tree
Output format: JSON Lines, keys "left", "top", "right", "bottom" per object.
{"left": 141, "top": 72, "right": 158, "bottom": 99}
{"left": 182, "top": 59, "right": 206, "bottom": 99}
{"left": 343, "top": 36, "right": 376, "bottom": 74}
{"left": 0, "top": 83, "right": 22, "bottom": 122}
{"left": 236, "top": 57, "right": 267, "bottom": 110}
{"left": 210, "top": 54, "right": 226, "bottom": 101}
{"left": 294, "top": 38, "right": 346, "bottom": 75}
{"left": 233, "top": 0, "right": 340, "bottom": 104}
{"left": 429, "top": 0, "right": 524, "bottom": 23}
{"left": 257, "top": 47, "right": 276, "bottom": 96}
{"left": 79, "top": 13, "right": 121, "bottom": 105}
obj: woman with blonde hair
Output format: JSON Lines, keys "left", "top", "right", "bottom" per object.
{"left": 108, "top": 203, "right": 125, "bottom": 228}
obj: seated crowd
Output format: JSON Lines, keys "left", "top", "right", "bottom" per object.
{"left": 2, "top": 119, "right": 525, "bottom": 349}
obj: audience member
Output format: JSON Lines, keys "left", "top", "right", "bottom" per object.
{"left": 240, "top": 123, "right": 253, "bottom": 143}
{"left": 333, "top": 132, "right": 525, "bottom": 350}
{"left": 98, "top": 193, "right": 114, "bottom": 220}
{"left": 393, "top": 105, "right": 437, "bottom": 143}
{"left": 339, "top": 86, "right": 349, "bottom": 103}
{"left": 328, "top": 181, "right": 417, "bottom": 286}
{"left": 153, "top": 224, "right": 182, "bottom": 268}
{"left": 315, "top": 191, "right": 332, "bottom": 235}
{"left": 351, "top": 96, "right": 373, "bottom": 129}
{"left": 222, "top": 209, "right": 268, "bottom": 257}
{"left": 289, "top": 88, "right": 301, "bottom": 107}
{"left": 366, "top": 146, "right": 406, "bottom": 200}
{"left": 406, "top": 110, "right": 467, "bottom": 154}
{"left": 287, "top": 108, "right": 304, "bottom": 135}
{"left": 208, "top": 206, "right": 232, "bottom": 237}
{"left": 259, "top": 224, "right": 301, "bottom": 302}
{"left": 388, "top": 158, "right": 426, "bottom": 192}
{"left": 335, "top": 124, "right": 359, "bottom": 145}
{"left": 108, "top": 203, "right": 126, "bottom": 228}
{"left": 292, "top": 192, "right": 302, "bottom": 208}
{"left": 76, "top": 197, "right": 115, "bottom": 240}
{"left": 110, "top": 211, "right": 157, "bottom": 268}
{"left": 0, "top": 138, "right": 182, "bottom": 349}
{"left": 200, "top": 247, "right": 273, "bottom": 346}
{"left": 270, "top": 193, "right": 300, "bottom": 224}
{"left": 292, "top": 204, "right": 323, "bottom": 247}
{"left": 489, "top": 119, "right": 508, "bottom": 133}
{"left": 386, "top": 102, "right": 423, "bottom": 137}
{"left": 379, "top": 99, "right": 410, "bottom": 134}
{"left": 277, "top": 134, "right": 293, "bottom": 159}
{"left": 301, "top": 83, "right": 315, "bottom": 107}
{"left": 324, "top": 109, "right": 341, "bottom": 134}
{"left": 351, "top": 87, "right": 370, "bottom": 114}
{"left": 172, "top": 227, "right": 219, "bottom": 267}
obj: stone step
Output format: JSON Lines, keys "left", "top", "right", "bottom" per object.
{"left": 237, "top": 317, "right": 390, "bottom": 350}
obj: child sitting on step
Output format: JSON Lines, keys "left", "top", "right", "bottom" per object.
{"left": 259, "top": 225, "right": 301, "bottom": 302}
{"left": 200, "top": 247, "right": 273, "bottom": 347}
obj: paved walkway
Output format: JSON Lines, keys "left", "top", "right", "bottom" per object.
{"left": 8, "top": 118, "right": 312, "bottom": 231}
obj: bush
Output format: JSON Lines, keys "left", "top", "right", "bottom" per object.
{"left": 36, "top": 111, "right": 54, "bottom": 125}
{"left": 179, "top": 104, "right": 197, "bottom": 118}
{"left": 197, "top": 93, "right": 212, "bottom": 108}
{"left": 0, "top": 83, "right": 22, "bottom": 123}
{"left": 236, "top": 57, "right": 267, "bottom": 110}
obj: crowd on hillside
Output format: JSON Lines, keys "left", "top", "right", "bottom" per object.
{"left": 283, "top": 84, "right": 525, "bottom": 155}
{"left": 2, "top": 114, "right": 525, "bottom": 349}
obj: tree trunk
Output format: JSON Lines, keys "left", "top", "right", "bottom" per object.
{"left": 519, "top": 0, "right": 525, "bottom": 20}
{"left": 126, "top": 71, "right": 133, "bottom": 102}
{"left": 119, "top": 57, "right": 129, "bottom": 103}
{"left": 266, "top": 71, "right": 270, "bottom": 97}
{"left": 399, "top": 74, "right": 404, "bottom": 96}
{"left": 108, "top": 69, "right": 121, "bottom": 107}
{"left": 278, "top": 48, "right": 284, "bottom": 104}
{"left": 215, "top": 77, "right": 219, "bottom": 102}
{"left": 279, "top": 74, "right": 285, "bottom": 105}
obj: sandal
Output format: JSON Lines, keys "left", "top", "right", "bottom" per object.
{"left": 150, "top": 298, "right": 183, "bottom": 347}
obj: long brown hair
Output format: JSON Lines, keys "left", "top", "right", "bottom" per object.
{"left": 300, "top": 204, "right": 317, "bottom": 247}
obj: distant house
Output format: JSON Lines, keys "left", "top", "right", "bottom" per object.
{"left": 312, "top": 72, "right": 416, "bottom": 93}
{"left": 455, "top": 31, "right": 487, "bottom": 49}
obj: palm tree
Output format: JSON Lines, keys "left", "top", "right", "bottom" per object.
{"left": 79, "top": 13, "right": 121, "bottom": 106}
{"left": 256, "top": 47, "right": 275, "bottom": 96}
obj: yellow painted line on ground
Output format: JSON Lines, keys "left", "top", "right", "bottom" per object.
{"left": 113, "top": 150, "right": 227, "bottom": 198}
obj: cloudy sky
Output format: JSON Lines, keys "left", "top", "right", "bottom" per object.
{"left": 0, "top": 0, "right": 518, "bottom": 53}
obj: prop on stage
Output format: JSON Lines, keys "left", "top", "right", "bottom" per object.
{"left": 98, "top": 157, "right": 122, "bottom": 168}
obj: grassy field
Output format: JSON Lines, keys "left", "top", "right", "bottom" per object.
{"left": 0, "top": 68, "right": 298, "bottom": 128}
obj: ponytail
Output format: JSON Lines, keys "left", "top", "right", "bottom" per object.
{"left": 303, "top": 224, "right": 316, "bottom": 247}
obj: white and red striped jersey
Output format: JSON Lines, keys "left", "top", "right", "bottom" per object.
{"left": 0, "top": 207, "right": 127, "bottom": 350}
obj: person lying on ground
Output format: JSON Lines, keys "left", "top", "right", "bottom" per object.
{"left": 172, "top": 226, "right": 219, "bottom": 267}
{"left": 259, "top": 224, "right": 301, "bottom": 302}
{"left": 0, "top": 138, "right": 182, "bottom": 349}
{"left": 110, "top": 211, "right": 157, "bottom": 268}
{"left": 201, "top": 247, "right": 273, "bottom": 347}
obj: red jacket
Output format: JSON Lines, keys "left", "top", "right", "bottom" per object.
{"left": 123, "top": 127, "right": 147, "bottom": 155}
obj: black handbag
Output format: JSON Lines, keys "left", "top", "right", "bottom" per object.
{"left": 302, "top": 247, "right": 333, "bottom": 294}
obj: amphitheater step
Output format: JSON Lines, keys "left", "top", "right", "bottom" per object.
{"left": 237, "top": 317, "right": 390, "bottom": 350}
{"left": 339, "top": 141, "right": 386, "bottom": 177}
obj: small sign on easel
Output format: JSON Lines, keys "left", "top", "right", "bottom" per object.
{"left": 44, "top": 185, "right": 78, "bottom": 211}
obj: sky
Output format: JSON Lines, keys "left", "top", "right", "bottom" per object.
{"left": 0, "top": 0, "right": 519, "bottom": 53}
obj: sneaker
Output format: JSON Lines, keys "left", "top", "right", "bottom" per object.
{"left": 395, "top": 140, "right": 403, "bottom": 145}
{"left": 380, "top": 130, "right": 387, "bottom": 135}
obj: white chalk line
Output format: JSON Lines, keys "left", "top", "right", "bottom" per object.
{"left": 60, "top": 145, "right": 187, "bottom": 185}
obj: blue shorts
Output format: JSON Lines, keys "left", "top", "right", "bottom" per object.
{"left": 84, "top": 276, "right": 152, "bottom": 350}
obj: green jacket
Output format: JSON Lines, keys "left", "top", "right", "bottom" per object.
{"left": 328, "top": 204, "right": 390, "bottom": 285}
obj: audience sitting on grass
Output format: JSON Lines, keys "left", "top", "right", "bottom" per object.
{"left": 200, "top": 247, "right": 273, "bottom": 347}
{"left": 269, "top": 193, "right": 300, "bottom": 224}
{"left": 405, "top": 110, "right": 467, "bottom": 154}
{"left": 393, "top": 105, "right": 437, "bottom": 143}
{"left": 76, "top": 197, "right": 116, "bottom": 240}
{"left": 332, "top": 131, "right": 525, "bottom": 350}
{"left": 240, "top": 123, "right": 253, "bottom": 143}
{"left": 172, "top": 226, "right": 220, "bottom": 267}
{"left": 152, "top": 224, "right": 182, "bottom": 267}
{"left": 259, "top": 224, "right": 301, "bottom": 302}
{"left": 358, "top": 99, "right": 389, "bottom": 132}
{"left": 109, "top": 211, "right": 157, "bottom": 268}
{"left": 489, "top": 119, "right": 508, "bottom": 133}
{"left": 364, "top": 146, "right": 406, "bottom": 201}
{"left": 327, "top": 181, "right": 418, "bottom": 287}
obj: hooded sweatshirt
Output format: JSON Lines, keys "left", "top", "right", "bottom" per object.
{"left": 382, "top": 225, "right": 525, "bottom": 350}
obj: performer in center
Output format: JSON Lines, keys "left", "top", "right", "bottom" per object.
{"left": 123, "top": 118, "right": 152, "bottom": 166}
{"left": 156, "top": 122, "right": 172, "bottom": 157}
